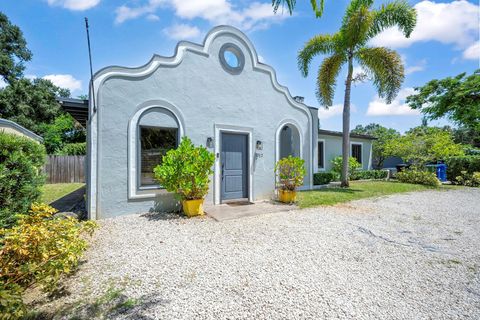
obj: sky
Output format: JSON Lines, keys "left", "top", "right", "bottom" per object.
{"left": 2, "top": 0, "right": 479, "bottom": 133}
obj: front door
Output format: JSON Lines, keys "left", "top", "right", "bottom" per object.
{"left": 221, "top": 132, "right": 248, "bottom": 201}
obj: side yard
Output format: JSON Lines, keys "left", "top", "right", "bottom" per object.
{"left": 40, "top": 183, "right": 85, "bottom": 204}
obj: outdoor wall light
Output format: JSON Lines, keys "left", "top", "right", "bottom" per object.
{"left": 256, "top": 140, "right": 263, "bottom": 150}
{"left": 206, "top": 137, "right": 214, "bottom": 148}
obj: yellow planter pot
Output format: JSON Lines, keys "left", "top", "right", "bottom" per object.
{"left": 182, "top": 199, "right": 205, "bottom": 217}
{"left": 278, "top": 189, "right": 297, "bottom": 203}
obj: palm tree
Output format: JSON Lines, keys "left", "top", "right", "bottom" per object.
{"left": 272, "top": 0, "right": 325, "bottom": 18}
{"left": 297, "top": 0, "right": 416, "bottom": 187}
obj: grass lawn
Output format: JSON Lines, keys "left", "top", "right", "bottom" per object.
{"left": 297, "top": 181, "right": 452, "bottom": 208}
{"left": 40, "top": 183, "right": 85, "bottom": 204}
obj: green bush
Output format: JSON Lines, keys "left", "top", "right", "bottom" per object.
{"left": 455, "top": 171, "right": 480, "bottom": 187}
{"left": 275, "top": 156, "right": 306, "bottom": 191}
{"left": 0, "top": 203, "right": 96, "bottom": 318}
{"left": 56, "top": 142, "right": 86, "bottom": 155}
{"left": 352, "top": 170, "right": 388, "bottom": 180}
{"left": 396, "top": 169, "right": 441, "bottom": 187}
{"left": 154, "top": 137, "right": 214, "bottom": 200}
{"left": 445, "top": 156, "right": 480, "bottom": 183}
{"left": 331, "top": 156, "right": 361, "bottom": 180}
{"left": 313, "top": 172, "right": 336, "bottom": 185}
{"left": 0, "top": 132, "right": 46, "bottom": 228}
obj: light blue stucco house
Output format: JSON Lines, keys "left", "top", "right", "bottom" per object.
{"left": 83, "top": 25, "right": 374, "bottom": 219}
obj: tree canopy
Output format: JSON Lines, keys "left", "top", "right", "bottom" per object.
{"left": 406, "top": 70, "right": 480, "bottom": 133}
{"left": 0, "top": 78, "right": 70, "bottom": 134}
{"left": 384, "top": 126, "right": 464, "bottom": 165}
{"left": 272, "top": 0, "right": 325, "bottom": 18}
{"left": 0, "top": 12, "right": 32, "bottom": 84}
{"left": 351, "top": 123, "right": 400, "bottom": 168}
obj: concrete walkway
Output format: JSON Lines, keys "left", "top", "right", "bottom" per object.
{"left": 205, "top": 200, "right": 297, "bottom": 221}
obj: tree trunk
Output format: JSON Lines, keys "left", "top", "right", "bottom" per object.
{"left": 341, "top": 54, "right": 354, "bottom": 187}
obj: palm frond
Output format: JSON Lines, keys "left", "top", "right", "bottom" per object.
{"left": 356, "top": 47, "right": 404, "bottom": 103}
{"left": 341, "top": 4, "right": 374, "bottom": 48}
{"left": 298, "top": 33, "right": 342, "bottom": 77}
{"left": 368, "top": 0, "right": 417, "bottom": 39}
{"left": 316, "top": 53, "right": 345, "bottom": 106}
{"left": 272, "top": 0, "right": 325, "bottom": 18}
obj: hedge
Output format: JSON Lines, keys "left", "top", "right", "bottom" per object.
{"left": 313, "top": 172, "right": 336, "bottom": 185}
{"left": 56, "top": 142, "right": 86, "bottom": 155}
{"left": 351, "top": 170, "right": 388, "bottom": 180}
{"left": 445, "top": 156, "right": 480, "bottom": 182}
{"left": 0, "top": 132, "right": 46, "bottom": 228}
{"left": 396, "top": 169, "right": 441, "bottom": 187}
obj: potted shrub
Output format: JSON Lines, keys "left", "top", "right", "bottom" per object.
{"left": 154, "top": 137, "right": 215, "bottom": 217}
{"left": 275, "top": 155, "right": 306, "bottom": 203}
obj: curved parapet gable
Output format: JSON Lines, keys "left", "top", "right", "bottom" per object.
{"left": 91, "top": 25, "right": 312, "bottom": 120}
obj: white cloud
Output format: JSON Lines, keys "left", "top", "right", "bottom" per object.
{"left": 371, "top": 1, "right": 479, "bottom": 57}
{"left": 405, "top": 58, "right": 426, "bottom": 75}
{"left": 114, "top": 0, "right": 288, "bottom": 31}
{"left": 146, "top": 14, "right": 160, "bottom": 21}
{"left": 0, "top": 79, "right": 6, "bottom": 89}
{"left": 47, "top": 0, "right": 100, "bottom": 11}
{"left": 366, "top": 87, "right": 420, "bottom": 116}
{"left": 163, "top": 24, "right": 201, "bottom": 40}
{"left": 43, "top": 74, "right": 82, "bottom": 92}
{"left": 463, "top": 42, "right": 480, "bottom": 60}
{"left": 258, "top": 55, "right": 265, "bottom": 63}
{"left": 318, "top": 104, "right": 357, "bottom": 120}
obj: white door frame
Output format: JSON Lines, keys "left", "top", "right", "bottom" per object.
{"left": 214, "top": 124, "right": 254, "bottom": 205}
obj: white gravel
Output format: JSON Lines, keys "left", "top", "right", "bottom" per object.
{"left": 43, "top": 188, "right": 480, "bottom": 319}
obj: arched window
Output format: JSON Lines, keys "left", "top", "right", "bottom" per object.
{"left": 138, "top": 108, "right": 179, "bottom": 187}
{"left": 279, "top": 124, "right": 300, "bottom": 159}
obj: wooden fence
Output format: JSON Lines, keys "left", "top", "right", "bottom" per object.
{"left": 43, "top": 155, "right": 86, "bottom": 183}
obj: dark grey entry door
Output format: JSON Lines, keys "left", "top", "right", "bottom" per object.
{"left": 221, "top": 132, "right": 248, "bottom": 201}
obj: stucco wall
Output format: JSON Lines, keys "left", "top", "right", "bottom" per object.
{"left": 89, "top": 26, "right": 313, "bottom": 219}
{"left": 318, "top": 134, "right": 373, "bottom": 171}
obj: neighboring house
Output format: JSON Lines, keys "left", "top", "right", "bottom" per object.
{"left": 61, "top": 25, "right": 374, "bottom": 220}
{"left": 317, "top": 129, "right": 375, "bottom": 172}
{"left": 0, "top": 118, "right": 43, "bottom": 143}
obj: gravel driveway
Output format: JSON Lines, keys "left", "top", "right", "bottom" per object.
{"left": 38, "top": 188, "right": 480, "bottom": 319}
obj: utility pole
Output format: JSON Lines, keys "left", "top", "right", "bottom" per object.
{"left": 85, "top": 17, "right": 96, "bottom": 113}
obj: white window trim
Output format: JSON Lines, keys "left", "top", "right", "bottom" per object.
{"left": 127, "top": 101, "right": 185, "bottom": 200}
{"left": 350, "top": 141, "right": 363, "bottom": 165}
{"left": 214, "top": 124, "right": 254, "bottom": 205}
{"left": 318, "top": 139, "right": 326, "bottom": 171}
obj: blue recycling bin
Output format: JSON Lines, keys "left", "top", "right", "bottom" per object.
{"left": 426, "top": 164, "right": 447, "bottom": 182}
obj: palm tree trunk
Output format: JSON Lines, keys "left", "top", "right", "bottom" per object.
{"left": 341, "top": 54, "right": 354, "bottom": 187}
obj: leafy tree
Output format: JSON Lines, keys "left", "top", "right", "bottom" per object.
{"left": 297, "top": 0, "right": 416, "bottom": 186}
{"left": 407, "top": 70, "right": 480, "bottom": 133}
{"left": 0, "top": 77, "right": 70, "bottom": 134}
{"left": 272, "top": 0, "right": 325, "bottom": 18}
{"left": 384, "top": 126, "right": 464, "bottom": 165}
{"left": 0, "top": 12, "right": 32, "bottom": 83}
{"left": 39, "top": 114, "right": 86, "bottom": 154}
{"left": 351, "top": 123, "right": 400, "bottom": 168}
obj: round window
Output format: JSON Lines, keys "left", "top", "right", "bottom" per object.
{"left": 219, "top": 43, "right": 244, "bottom": 75}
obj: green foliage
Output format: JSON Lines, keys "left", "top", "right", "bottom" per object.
{"left": 396, "top": 169, "right": 441, "bottom": 187}
{"left": 351, "top": 123, "right": 400, "bottom": 168}
{"left": 406, "top": 70, "right": 480, "bottom": 133}
{"left": 0, "top": 132, "right": 46, "bottom": 229}
{"left": 154, "top": 137, "right": 215, "bottom": 200}
{"left": 331, "top": 156, "right": 361, "bottom": 180}
{"left": 313, "top": 172, "right": 335, "bottom": 185}
{"left": 445, "top": 156, "right": 480, "bottom": 183}
{"left": 39, "top": 114, "right": 85, "bottom": 154}
{"left": 55, "top": 142, "right": 86, "bottom": 156}
{"left": 352, "top": 169, "right": 388, "bottom": 180}
{"left": 0, "top": 203, "right": 97, "bottom": 319}
{"left": 275, "top": 156, "right": 306, "bottom": 191}
{"left": 272, "top": 0, "right": 325, "bottom": 18}
{"left": 0, "top": 78, "right": 70, "bottom": 134}
{"left": 384, "top": 126, "right": 464, "bottom": 165}
{"left": 455, "top": 171, "right": 480, "bottom": 187}
{"left": 0, "top": 12, "right": 32, "bottom": 83}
